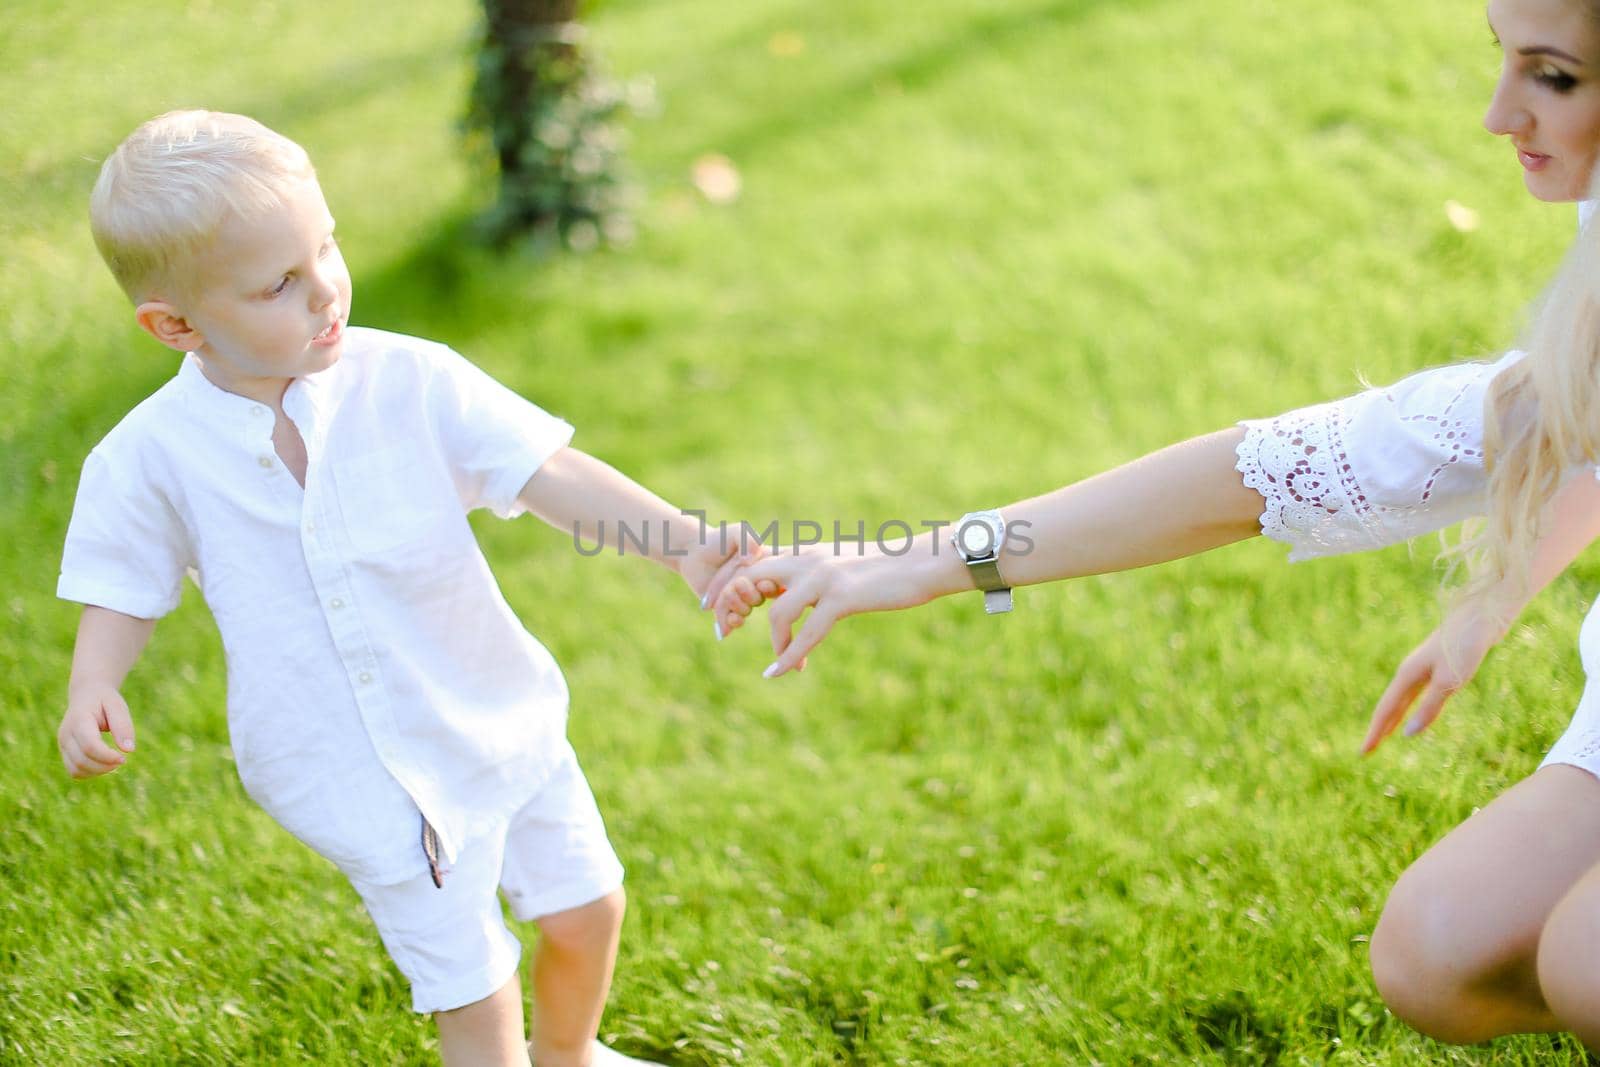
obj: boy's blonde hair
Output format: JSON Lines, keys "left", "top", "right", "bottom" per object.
{"left": 1459, "top": 168, "right": 1600, "bottom": 605}
{"left": 90, "top": 110, "right": 315, "bottom": 301}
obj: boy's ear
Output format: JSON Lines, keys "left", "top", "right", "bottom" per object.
{"left": 134, "top": 301, "right": 204, "bottom": 354}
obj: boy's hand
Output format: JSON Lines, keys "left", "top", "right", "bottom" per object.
{"left": 58, "top": 684, "right": 137, "bottom": 778}
{"left": 678, "top": 521, "right": 768, "bottom": 613}
{"left": 1361, "top": 609, "right": 1506, "bottom": 755}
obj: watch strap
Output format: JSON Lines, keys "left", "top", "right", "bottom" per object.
{"left": 966, "top": 555, "right": 1013, "bottom": 614}
{"left": 966, "top": 556, "right": 1007, "bottom": 593}
{"left": 984, "top": 588, "right": 1013, "bottom": 614}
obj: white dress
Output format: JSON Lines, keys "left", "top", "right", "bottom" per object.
{"left": 1234, "top": 201, "right": 1600, "bottom": 778}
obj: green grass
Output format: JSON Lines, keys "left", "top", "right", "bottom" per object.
{"left": 4, "top": 0, "right": 1599, "bottom": 1062}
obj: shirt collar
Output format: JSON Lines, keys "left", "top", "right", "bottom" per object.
{"left": 174, "top": 353, "right": 338, "bottom": 448}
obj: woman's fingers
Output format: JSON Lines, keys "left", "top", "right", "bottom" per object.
{"left": 699, "top": 525, "right": 770, "bottom": 608}
{"left": 1362, "top": 656, "right": 1430, "bottom": 755}
{"left": 764, "top": 602, "right": 837, "bottom": 677}
{"left": 701, "top": 549, "right": 752, "bottom": 609}
{"left": 765, "top": 577, "right": 824, "bottom": 659}
{"left": 714, "top": 557, "right": 807, "bottom": 632}
{"left": 1402, "top": 676, "right": 1461, "bottom": 739}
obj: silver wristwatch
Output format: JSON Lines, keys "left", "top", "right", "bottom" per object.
{"left": 951, "top": 509, "right": 1013, "bottom": 614}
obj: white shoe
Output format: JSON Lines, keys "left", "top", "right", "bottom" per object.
{"left": 590, "top": 1041, "right": 664, "bottom": 1066}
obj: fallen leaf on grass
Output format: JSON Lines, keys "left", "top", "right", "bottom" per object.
{"left": 768, "top": 31, "right": 805, "bottom": 57}
{"left": 692, "top": 154, "right": 742, "bottom": 204}
{"left": 1444, "top": 199, "right": 1479, "bottom": 232}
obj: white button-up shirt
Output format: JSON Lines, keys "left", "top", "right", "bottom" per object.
{"left": 59, "top": 327, "right": 575, "bottom": 885}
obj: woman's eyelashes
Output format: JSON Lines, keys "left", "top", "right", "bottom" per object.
{"left": 1534, "top": 62, "right": 1579, "bottom": 92}
{"left": 1491, "top": 33, "right": 1581, "bottom": 94}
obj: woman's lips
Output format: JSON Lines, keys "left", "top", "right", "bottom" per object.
{"left": 1519, "top": 148, "right": 1552, "bottom": 172}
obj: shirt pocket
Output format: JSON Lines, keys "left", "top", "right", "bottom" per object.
{"left": 334, "top": 444, "right": 451, "bottom": 555}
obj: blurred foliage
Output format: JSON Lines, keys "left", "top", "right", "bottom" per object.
{"left": 467, "top": 0, "right": 651, "bottom": 252}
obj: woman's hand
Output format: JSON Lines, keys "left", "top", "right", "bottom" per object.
{"left": 1362, "top": 608, "right": 1508, "bottom": 755}
{"left": 709, "top": 541, "right": 953, "bottom": 677}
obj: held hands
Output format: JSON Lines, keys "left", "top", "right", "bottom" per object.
{"left": 676, "top": 520, "right": 774, "bottom": 617}
{"left": 1361, "top": 607, "right": 1508, "bottom": 755}
{"left": 58, "top": 683, "right": 137, "bottom": 779}
{"left": 702, "top": 541, "right": 945, "bottom": 677}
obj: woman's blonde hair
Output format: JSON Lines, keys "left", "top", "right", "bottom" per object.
{"left": 89, "top": 110, "right": 314, "bottom": 301}
{"left": 1458, "top": 170, "right": 1600, "bottom": 604}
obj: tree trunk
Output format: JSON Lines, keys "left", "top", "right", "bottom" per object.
{"left": 480, "top": 0, "right": 582, "bottom": 235}
{"left": 472, "top": 0, "right": 636, "bottom": 249}
{"left": 480, "top": 0, "right": 582, "bottom": 183}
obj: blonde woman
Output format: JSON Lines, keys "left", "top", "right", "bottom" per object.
{"left": 710, "top": 0, "right": 1600, "bottom": 1050}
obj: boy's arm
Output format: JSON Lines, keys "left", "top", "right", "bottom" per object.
{"left": 517, "top": 447, "right": 742, "bottom": 599}
{"left": 59, "top": 605, "right": 155, "bottom": 778}
{"left": 1362, "top": 470, "right": 1600, "bottom": 753}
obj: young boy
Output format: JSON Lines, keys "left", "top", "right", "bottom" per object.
{"left": 57, "top": 110, "right": 739, "bottom": 1067}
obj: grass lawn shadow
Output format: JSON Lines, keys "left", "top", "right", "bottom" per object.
{"left": 704, "top": 0, "right": 1171, "bottom": 163}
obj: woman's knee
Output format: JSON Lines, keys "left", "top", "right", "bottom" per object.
{"left": 1369, "top": 868, "right": 1458, "bottom": 1026}
{"left": 1369, "top": 865, "right": 1537, "bottom": 1044}
{"left": 1537, "top": 890, "right": 1600, "bottom": 1046}
{"left": 536, "top": 888, "right": 625, "bottom": 954}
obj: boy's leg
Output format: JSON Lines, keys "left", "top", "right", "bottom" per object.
{"left": 1368, "top": 764, "right": 1600, "bottom": 1043}
{"left": 351, "top": 832, "right": 530, "bottom": 1063}
{"left": 437, "top": 973, "right": 533, "bottom": 1067}
{"left": 528, "top": 889, "right": 627, "bottom": 1067}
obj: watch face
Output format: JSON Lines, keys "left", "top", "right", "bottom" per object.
{"left": 957, "top": 515, "right": 999, "bottom": 557}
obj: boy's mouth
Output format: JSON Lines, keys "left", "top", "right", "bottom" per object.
{"left": 311, "top": 318, "right": 343, "bottom": 346}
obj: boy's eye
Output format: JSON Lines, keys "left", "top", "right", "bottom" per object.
{"left": 319, "top": 236, "right": 339, "bottom": 258}
{"left": 268, "top": 275, "right": 291, "bottom": 297}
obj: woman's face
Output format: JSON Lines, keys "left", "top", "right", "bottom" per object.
{"left": 1485, "top": 0, "right": 1600, "bottom": 201}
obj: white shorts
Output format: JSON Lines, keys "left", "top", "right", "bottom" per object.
{"left": 351, "top": 740, "right": 625, "bottom": 1014}
{"left": 1539, "top": 600, "right": 1600, "bottom": 785}
{"left": 1542, "top": 696, "right": 1600, "bottom": 784}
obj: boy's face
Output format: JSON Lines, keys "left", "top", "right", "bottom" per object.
{"left": 145, "top": 176, "right": 351, "bottom": 402}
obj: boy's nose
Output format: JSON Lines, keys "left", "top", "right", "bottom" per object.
{"left": 308, "top": 271, "right": 340, "bottom": 309}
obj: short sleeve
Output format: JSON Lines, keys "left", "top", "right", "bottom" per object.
{"left": 58, "top": 449, "right": 191, "bottom": 618}
{"left": 1234, "top": 352, "right": 1524, "bottom": 562}
{"left": 425, "top": 346, "right": 575, "bottom": 519}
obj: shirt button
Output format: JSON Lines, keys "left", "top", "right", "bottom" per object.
{"left": 251, "top": 406, "right": 268, "bottom": 418}
{"left": 305, "top": 521, "right": 316, "bottom": 534}
{"left": 257, "top": 455, "right": 273, "bottom": 469}
{"left": 330, "top": 597, "right": 345, "bottom": 610}
{"left": 358, "top": 671, "right": 373, "bottom": 684}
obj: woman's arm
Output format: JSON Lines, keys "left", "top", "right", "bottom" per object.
{"left": 710, "top": 427, "right": 1266, "bottom": 675}
{"left": 712, "top": 357, "right": 1526, "bottom": 675}
{"left": 997, "top": 427, "right": 1261, "bottom": 584}
{"left": 1362, "top": 470, "right": 1600, "bottom": 752}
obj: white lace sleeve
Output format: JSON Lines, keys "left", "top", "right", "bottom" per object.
{"left": 1234, "top": 351, "right": 1526, "bottom": 562}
